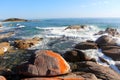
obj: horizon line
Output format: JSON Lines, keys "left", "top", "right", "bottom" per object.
{"left": 1, "top": 17, "right": 120, "bottom": 20}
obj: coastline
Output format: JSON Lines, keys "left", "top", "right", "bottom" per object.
{"left": 0, "top": 19, "right": 120, "bottom": 79}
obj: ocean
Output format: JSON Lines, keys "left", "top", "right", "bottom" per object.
{"left": 1, "top": 18, "right": 120, "bottom": 73}
{"left": 2, "top": 18, "right": 120, "bottom": 51}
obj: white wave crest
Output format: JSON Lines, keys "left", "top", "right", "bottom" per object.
{"left": 81, "top": 49, "right": 120, "bottom": 74}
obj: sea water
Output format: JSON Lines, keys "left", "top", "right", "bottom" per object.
{"left": 1, "top": 18, "right": 120, "bottom": 73}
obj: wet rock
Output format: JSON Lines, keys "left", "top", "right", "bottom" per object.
{"left": 95, "top": 27, "right": 120, "bottom": 36}
{"left": 100, "top": 45, "right": 120, "bottom": 50}
{"left": 0, "top": 76, "right": 6, "bottom": 80}
{"left": 0, "top": 42, "right": 10, "bottom": 55}
{"left": 64, "top": 49, "right": 93, "bottom": 62}
{"left": 0, "top": 32, "right": 14, "bottom": 39}
{"left": 102, "top": 48, "right": 120, "bottom": 61}
{"left": 14, "top": 37, "right": 43, "bottom": 49}
{"left": 74, "top": 72, "right": 99, "bottom": 80}
{"left": 17, "top": 50, "right": 71, "bottom": 77}
{"left": 99, "top": 57, "right": 109, "bottom": 65}
{"left": 95, "top": 35, "right": 116, "bottom": 48}
{"left": 64, "top": 25, "right": 86, "bottom": 30}
{"left": 98, "top": 45, "right": 120, "bottom": 60}
{"left": 96, "top": 35, "right": 120, "bottom": 60}
{"left": 75, "top": 41, "right": 98, "bottom": 50}
{"left": 105, "top": 27, "right": 120, "bottom": 36}
{"left": 94, "top": 31, "right": 104, "bottom": 35}
{"left": 70, "top": 61, "right": 120, "bottom": 80}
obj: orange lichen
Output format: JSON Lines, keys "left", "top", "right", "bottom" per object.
{"left": 45, "top": 50, "right": 70, "bottom": 74}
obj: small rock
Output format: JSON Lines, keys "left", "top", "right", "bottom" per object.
{"left": 94, "top": 31, "right": 104, "bottom": 35}
{"left": 64, "top": 49, "right": 92, "bottom": 62}
{"left": 102, "top": 48, "right": 120, "bottom": 61}
{"left": 33, "top": 37, "right": 43, "bottom": 41}
{"left": 0, "top": 42, "right": 10, "bottom": 55}
{"left": 14, "top": 37, "right": 43, "bottom": 49}
{"left": 75, "top": 41, "right": 98, "bottom": 50}
{"left": 17, "top": 50, "right": 71, "bottom": 77}
{"left": 64, "top": 25, "right": 86, "bottom": 30}
{"left": 95, "top": 27, "right": 120, "bottom": 37}
{"left": 105, "top": 27, "right": 119, "bottom": 36}
{"left": 95, "top": 35, "right": 116, "bottom": 48}
{"left": 0, "top": 32, "right": 14, "bottom": 39}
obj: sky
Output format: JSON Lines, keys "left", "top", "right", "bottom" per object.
{"left": 0, "top": 0, "right": 120, "bottom": 19}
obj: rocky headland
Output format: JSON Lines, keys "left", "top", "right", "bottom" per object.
{"left": 2, "top": 18, "right": 28, "bottom": 22}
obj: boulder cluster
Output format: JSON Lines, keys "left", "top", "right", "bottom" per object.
{"left": 95, "top": 27, "right": 120, "bottom": 37}
{"left": 0, "top": 27, "right": 120, "bottom": 80}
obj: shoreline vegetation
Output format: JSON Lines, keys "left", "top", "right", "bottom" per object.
{"left": 0, "top": 20, "right": 120, "bottom": 80}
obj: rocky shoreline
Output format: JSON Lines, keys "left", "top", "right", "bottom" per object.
{"left": 0, "top": 25, "right": 120, "bottom": 80}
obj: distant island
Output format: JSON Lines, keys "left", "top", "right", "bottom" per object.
{"left": 2, "top": 18, "right": 28, "bottom": 22}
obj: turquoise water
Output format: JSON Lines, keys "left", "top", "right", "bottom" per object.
{"left": 4, "top": 18, "right": 120, "bottom": 27}
{"left": 2, "top": 18, "right": 120, "bottom": 52}
{"left": 2, "top": 18, "right": 120, "bottom": 38}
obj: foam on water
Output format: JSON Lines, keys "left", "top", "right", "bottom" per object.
{"left": 113, "top": 37, "right": 120, "bottom": 46}
{"left": 81, "top": 49, "right": 120, "bottom": 73}
{"left": 36, "top": 25, "right": 100, "bottom": 41}
{"left": 33, "top": 25, "right": 110, "bottom": 52}
{"left": 3, "top": 47, "right": 8, "bottom": 52}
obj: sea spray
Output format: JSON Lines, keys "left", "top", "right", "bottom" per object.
{"left": 81, "top": 49, "right": 120, "bottom": 74}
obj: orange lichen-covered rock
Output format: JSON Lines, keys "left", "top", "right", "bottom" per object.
{"left": 18, "top": 50, "right": 71, "bottom": 77}
{"left": 0, "top": 76, "right": 6, "bottom": 80}
{"left": 0, "top": 42, "right": 10, "bottom": 55}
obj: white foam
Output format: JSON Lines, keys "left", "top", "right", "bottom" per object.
{"left": 36, "top": 25, "right": 100, "bottom": 42}
{"left": 32, "top": 25, "right": 102, "bottom": 52}
{"left": 113, "top": 37, "right": 120, "bottom": 46}
{"left": 36, "top": 26, "right": 67, "bottom": 30}
{"left": 3, "top": 47, "right": 8, "bottom": 52}
{"left": 81, "top": 49, "right": 120, "bottom": 73}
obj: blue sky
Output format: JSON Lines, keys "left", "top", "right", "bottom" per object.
{"left": 0, "top": 0, "right": 120, "bottom": 19}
